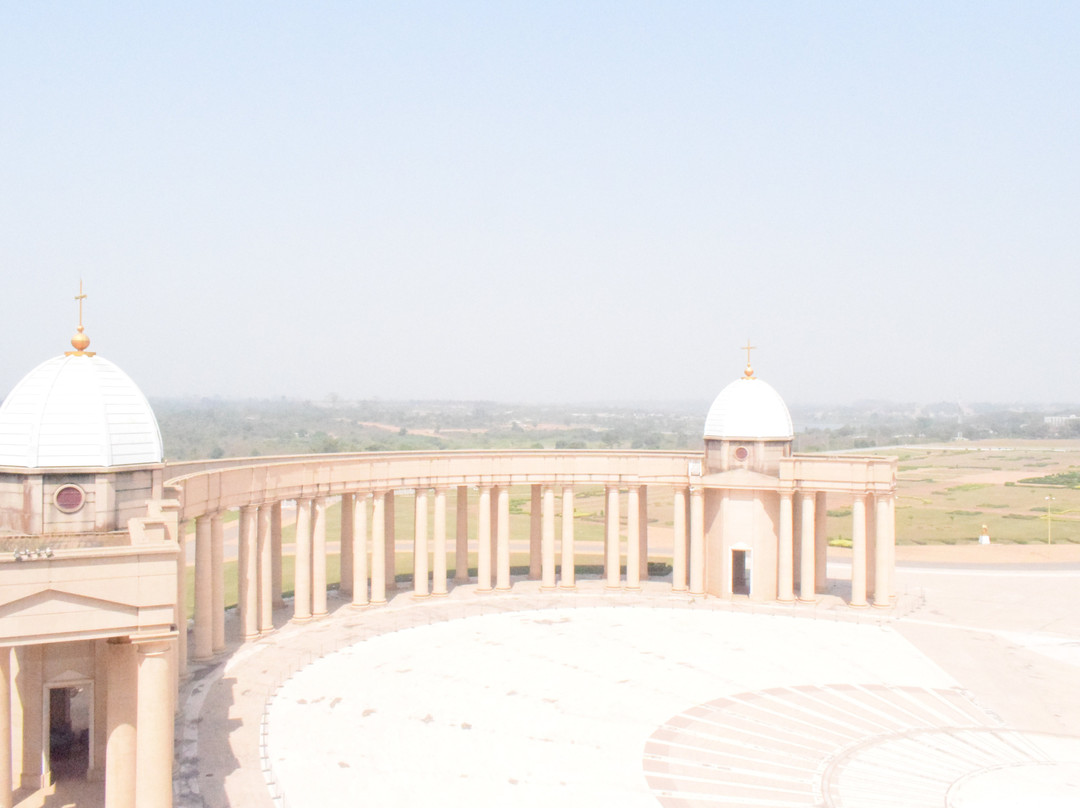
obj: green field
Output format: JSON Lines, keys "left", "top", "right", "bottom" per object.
{"left": 847, "top": 441, "right": 1080, "bottom": 545}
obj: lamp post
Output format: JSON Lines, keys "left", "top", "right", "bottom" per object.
{"left": 1045, "top": 495, "right": 1054, "bottom": 545}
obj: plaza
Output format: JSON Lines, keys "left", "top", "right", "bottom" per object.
{"left": 182, "top": 545, "right": 1080, "bottom": 808}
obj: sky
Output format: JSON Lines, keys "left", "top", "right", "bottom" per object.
{"left": 1, "top": 2, "right": 1078, "bottom": 406}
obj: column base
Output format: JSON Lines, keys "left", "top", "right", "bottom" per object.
{"left": 494, "top": 586, "right": 512, "bottom": 592}
{"left": 476, "top": 587, "right": 493, "bottom": 595}
{"left": 369, "top": 598, "right": 387, "bottom": 606}
{"left": 777, "top": 595, "right": 796, "bottom": 603}
{"left": 312, "top": 611, "right": 328, "bottom": 619}
{"left": 624, "top": 585, "right": 642, "bottom": 593}
{"left": 797, "top": 597, "right": 816, "bottom": 604}
{"left": 431, "top": 590, "right": 448, "bottom": 597}
{"left": 558, "top": 583, "right": 577, "bottom": 591}
{"left": 603, "top": 585, "right": 622, "bottom": 592}
{"left": 849, "top": 600, "right": 869, "bottom": 609}
{"left": 350, "top": 601, "right": 370, "bottom": 609}
{"left": 242, "top": 632, "right": 260, "bottom": 641}
{"left": 412, "top": 593, "right": 430, "bottom": 600}
{"left": 872, "top": 599, "right": 891, "bottom": 608}
{"left": 672, "top": 585, "right": 689, "bottom": 593}
{"left": 289, "top": 617, "right": 311, "bottom": 625}
{"left": 539, "top": 585, "right": 558, "bottom": 592}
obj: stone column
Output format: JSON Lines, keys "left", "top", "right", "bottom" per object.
{"left": 777, "top": 491, "right": 795, "bottom": 602}
{"left": 477, "top": 486, "right": 492, "bottom": 592}
{"left": 489, "top": 486, "right": 499, "bottom": 568}
{"left": 105, "top": 639, "right": 136, "bottom": 808}
{"left": 134, "top": 639, "right": 174, "bottom": 808}
{"left": 257, "top": 504, "right": 273, "bottom": 633}
{"left": 689, "top": 487, "right": 705, "bottom": 596}
{"left": 887, "top": 495, "right": 896, "bottom": 603}
{"left": 637, "top": 485, "right": 649, "bottom": 580}
{"left": 541, "top": 486, "right": 556, "bottom": 589}
{"left": 815, "top": 491, "right": 828, "bottom": 594}
{"left": 414, "top": 489, "right": 429, "bottom": 597}
{"left": 799, "top": 491, "right": 816, "bottom": 602}
{"left": 293, "top": 500, "right": 312, "bottom": 622}
{"left": 271, "top": 502, "right": 284, "bottom": 609}
{"left": 851, "top": 494, "right": 868, "bottom": 607}
{"left": 529, "top": 485, "right": 542, "bottom": 580}
{"left": 239, "top": 505, "right": 258, "bottom": 640}
{"left": 370, "top": 493, "right": 387, "bottom": 605}
{"left": 560, "top": 486, "right": 576, "bottom": 589}
{"left": 433, "top": 488, "right": 448, "bottom": 596}
{"left": 193, "top": 516, "right": 213, "bottom": 660}
{"left": 175, "top": 520, "right": 187, "bottom": 678}
{"left": 211, "top": 514, "right": 225, "bottom": 653}
{"left": 16, "top": 645, "right": 42, "bottom": 791}
{"left": 604, "top": 485, "right": 621, "bottom": 590}
{"left": 312, "top": 497, "right": 328, "bottom": 618}
{"left": 626, "top": 486, "right": 641, "bottom": 590}
{"left": 874, "top": 494, "right": 892, "bottom": 607}
{"left": 339, "top": 494, "right": 354, "bottom": 598}
{"left": 672, "top": 486, "right": 688, "bottom": 592}
{"left": 717, "top": 491, "right": 731, "bottom": 598}
{"left": 455, "top": 486, "right": 469, "bottom": 583}
{"left": 384, "top": 492, "right": 397, "bottom": 591}
{"left": 0, "top": 648, "right": 11, "bottom": 808}
{"left": 496, "top": 486, "right": 511, "bottom": 591}
{"left": 352, "top": 494, "right": 369, "bottom": 606}
{"left": 866, "top": 494, "right": 877, "bottom": 600}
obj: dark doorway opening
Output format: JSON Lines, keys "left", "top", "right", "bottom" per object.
{"left": 49, "top": 686, "right": 90, "bottom": 782}
{"left": 732, "top": 549, "right": 751, "bottom": 595}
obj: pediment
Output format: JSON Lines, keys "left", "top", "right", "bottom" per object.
{"left": 0, "top": 588, "right": 137, "bottom": 622}
{"left": 50, "top": 668, "right": 91, "bottom": 685}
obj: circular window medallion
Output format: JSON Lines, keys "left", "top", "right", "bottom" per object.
{"left": 734, "top": 446, "right": 749, "bottom": 461}
{"left": 54, "top": 484, "right": 85, "bottom": 513}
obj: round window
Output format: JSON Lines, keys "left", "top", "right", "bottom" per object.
{"left": 54, "top": 484, "right": 85, "bottom": 513}
{"left": 734, "top": 447, "right": 749, "bottom": 461}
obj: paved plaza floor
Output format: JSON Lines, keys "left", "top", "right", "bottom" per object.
{"left": 170, "top": 546, "right": 1080, "bottom": 808}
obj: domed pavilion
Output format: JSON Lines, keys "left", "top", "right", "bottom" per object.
{"left": 0, "top": 292, "right": 179, "bottom": 808}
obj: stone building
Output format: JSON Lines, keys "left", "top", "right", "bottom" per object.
{"left": 0, "top": 308, "right": 895, "bottom": 807}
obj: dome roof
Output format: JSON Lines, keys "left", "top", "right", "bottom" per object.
{"left": 0, "top": 353, "right": 163, "bottom": 468}
{"left": 703, "top": 374, "right": 793, "bottom": 441}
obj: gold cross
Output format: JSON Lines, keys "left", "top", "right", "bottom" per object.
{"left": 742, "top": 340, "right": 756, "bottom": 366}
{"left": 74, "top": 279, "right": 87, "bottom": 329}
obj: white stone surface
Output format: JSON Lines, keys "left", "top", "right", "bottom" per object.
{"left": 703, "top": 375, "right": 794, "bottom": 440}
{"left": 0, "top": 353, "right": 162, "bottom": 467}
{"left": 268, "top": 607, "right": 954, "bottom": 808}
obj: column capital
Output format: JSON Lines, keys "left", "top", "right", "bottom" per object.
{"left": 130, "top": 632, "right": 177, "bottom": 652}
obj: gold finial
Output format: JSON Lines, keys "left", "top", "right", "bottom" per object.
{"left": 65, "top": 280, "right": 95, "bottom": 356}
{"left": 742, "top": 339, "right": 756, "bottom": 378}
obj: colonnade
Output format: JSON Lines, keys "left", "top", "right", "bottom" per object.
{"left": 777, "top": 489, "right": 895, "bottom": 607}
{"left": 189, "top": 483, "right": 687, "bottom": 653}
{"left": 187, "top": 481, "right": 896, "bottom": 663}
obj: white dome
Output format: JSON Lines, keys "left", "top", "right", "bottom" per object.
{"left": 0, "top": 353, "right": 163, "bottom": 468}
{"left": 703, "top": 375, "right": 793, "bottom": 441}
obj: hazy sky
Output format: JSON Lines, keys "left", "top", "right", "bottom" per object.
{"left": 2, "top": 3, "right": 1078, "bottom": 406}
